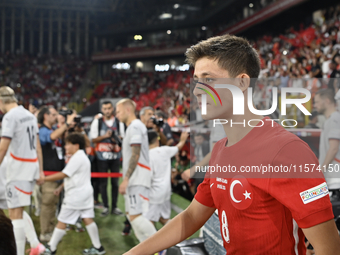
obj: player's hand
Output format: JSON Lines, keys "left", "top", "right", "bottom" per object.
{"left": 181, "top": 169, "right": 191, "bottom": 182}
{"left": 36, "top": 172, "right": 45, "bottom": 185}
{"left": 119, "top": 178, "right": 129, "bottom": 195}
{"left": 180, "top": 131, "right": 189, "bottom": 142}
{"left": 54, "top": 186, "right": 63, "bottom": 196}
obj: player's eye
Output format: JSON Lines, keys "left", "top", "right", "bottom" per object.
{"left": 205, "top": 78, "right": 215, "bottom": 83}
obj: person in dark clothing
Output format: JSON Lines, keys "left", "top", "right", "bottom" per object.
{"left": 90, "top": 101, "right": 123, "bottom": 217}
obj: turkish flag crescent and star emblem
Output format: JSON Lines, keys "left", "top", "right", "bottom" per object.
{"left": 229, "top": 175, "right": 253, "bottom": 210}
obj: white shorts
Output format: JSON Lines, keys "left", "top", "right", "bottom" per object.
{"left": 143, "top": 200, "right": 171, "bottom": 222}
{"left": 0, "top": 199, "right": 7, "bottom": 210}
{"left": 6, "top": 181, "right": 35, "bottom": 209}
{"left": 124, "top": 185, "right": 150, "bottom": 216}
{"left": 58, "top": 206, "right": 94, "bottom": 225}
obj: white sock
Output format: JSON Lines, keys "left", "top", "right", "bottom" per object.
{"left": 48, "top": 228, "right": 66, "bottom": 252}
{"left": 23, "top": 211, "right": 40, "bottom": 248}
{"left": 12, "top": 219, "right": 26, "bottom": 255}
{"left": 86, "top": 222, "right": 101, "bottom": 249}
{"left": 130, "top": 215, "right": 157, "bottom": 242}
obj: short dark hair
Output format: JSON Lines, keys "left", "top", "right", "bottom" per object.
{"left": 315, "top": 89, "right": 336, "bottom": 104}
{"left": 65, "top": 133, "right": 86, "bottom": 150}
{"left": 0, "top": 209, "right": 16, "bottom": 255}
{"left": 147, "top": 130, "right": 159, "bottom": 145}
{"left": 102, "top": 101, "right": 113, "bottom": 107}
{"left": 37, "top": 106, "right": 50, "bottom": 125}
{"left": 185, "top": 34, "right": 260, "bottom": 79}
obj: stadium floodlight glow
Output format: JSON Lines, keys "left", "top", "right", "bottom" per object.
{"left": 112, "top": 63, "right": 130, "bottom": 70}
{"left": 174, "top": 4, "right": 180, "bottom": 9}
{"left": 283, "top": 50, "right": 288, "bottom": 55}
{"left": 176, "top": 64, "right": 190, "bottom": 71}
{"left": 136, "top": 61, "right": 143, "bottom": 68}
{"left": 202, "top": 26, "right": 207, "bottom": 30}
{"left": 155, "top": 64, "right": 170, "bottom": 72}
{"left": 167, "top": 30, "right": 171, "bottom": 35}
{"left": 134, "top": 35, "right": 142, "bottom": 40}
{"left": 159, "top": 13, "right": 172, "bottom": 19}
{"left": 249, "top": 3, "right": 254, "bottom": 8}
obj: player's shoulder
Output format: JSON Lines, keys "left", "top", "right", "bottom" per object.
{"left": 131, "top": 119, "right": 146, "bottom": 130}
{"left": 329, "top": 111, "right": 340, "bottom": 123}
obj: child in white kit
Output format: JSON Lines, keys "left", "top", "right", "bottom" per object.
{"left": 43, "top": 133, "right": 105, "bottom": 255}
{"left": 144, "top": 130, "right": 188, "bottom": 225}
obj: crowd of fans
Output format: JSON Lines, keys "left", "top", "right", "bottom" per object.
{"left": 0, "top": 54, "right": 94, "bottom": 109}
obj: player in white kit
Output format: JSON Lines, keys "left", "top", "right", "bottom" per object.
{"left": 116, "top": 99, "right": 157, "bottom": 242}
{"left": 43, "top": 133, "right": 105, "bottom": 255}
{"left": 0, "top": 86, "right": 45, "bottom": 255}
{"left": 144, "top": 130, "right": 189, "bottom": 225}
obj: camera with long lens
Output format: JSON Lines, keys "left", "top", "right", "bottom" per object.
{"left": 150, "top": 116, "right": 164, "bottom": 127}
{"left": 110, "top": 130, "right": 122, "bottom": 147}
{"left": 59, "top": 109, "right": 73, "bottom": 118}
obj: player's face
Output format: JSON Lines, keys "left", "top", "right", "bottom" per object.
{"left": 0, "top": 100, "right": 5, "bottom": 113}
{"left": 193, "top": 57, "right": 235, "bottom": 120}
{"left": 116, "top": 104, "right": 127, "bottom": 124}
{"left": 101, "top": 104, "right": 114, "bottom": 119}
{"left": 314, "top": 94, "right": 326, "bottom": 114}
{"left": 65, "top": 142, "right": 78, "bottom": 155}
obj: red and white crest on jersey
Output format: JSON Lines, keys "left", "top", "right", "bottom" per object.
{"left": 229, "top": 175, "right": 253, "bottom": 210}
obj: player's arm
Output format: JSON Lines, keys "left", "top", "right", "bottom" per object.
{"left": 176, "top": 132, "right": 189, "bottom": 151}
{"left": 123, "top": 199, "right": 215, "bottom": 255}
{"left": 44, "top": 172, "right": 67, "bottom": 182}
{"left": 302, "top": 219, "right": 340, "bottom": 254}
{"left": 0, "top": 138, "right": 11, "bottom": 165}
{"left": 36, "top": 134, "right": 45, "bottom": 185}
{"left": 320, "top": 139, "right": 339, "bottom": 169}
{"left": 119, "top": 145, "right": 141, "bottom": 194}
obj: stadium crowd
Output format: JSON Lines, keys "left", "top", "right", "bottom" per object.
{"left": 0, "top": 54, "right": 94, "bottom": 109}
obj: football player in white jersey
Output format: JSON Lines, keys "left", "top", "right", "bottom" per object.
{"left": 116, "top": 99, "right": 157, "bottom": 242}
{"left": 0, "top": 86, "right": 45, "bottom": 255}
{"left": 144, "top": 130, "right": 188, "bottom": 225}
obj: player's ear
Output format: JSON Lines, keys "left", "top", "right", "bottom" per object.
{"left": 237, "top": 73, "right": 250, "bottom": 93}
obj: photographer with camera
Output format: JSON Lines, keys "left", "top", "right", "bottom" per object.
{"left": 37, "top": 106, "right": 76, "bottom": 242}
{"left": 140, "top": 107, "right": 168, "bottom": 146}
{"left": 155, "top": 110, "right": 174, "bottom": 146}
{"left": 90, "top": 101, "right": 122, "bottom": 217}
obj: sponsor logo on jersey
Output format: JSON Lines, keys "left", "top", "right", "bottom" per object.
{"left": 300, "top": 182, "right": 328, "bottom": 204}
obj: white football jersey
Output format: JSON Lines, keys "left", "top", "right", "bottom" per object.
{"left": 2, "top": 106, "right": 39, "bottom": 182}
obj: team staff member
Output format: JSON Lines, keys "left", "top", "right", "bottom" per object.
{"left": 0, "top": 86, "right": 45, "bottom": 255}
{"left": 90, "top": 101, "right": 122, "bottom": 216}
{"left": 123, "top": 35, "right": 340, "bottom": 255}
{"left": 37, "top": 106, "right": 76, "bottom": 242}
{"left": 116, "top": 99, "right": 157, "bottom": 242}
{"left": 315, "top": 89, "right": 340, "bottom": 189}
